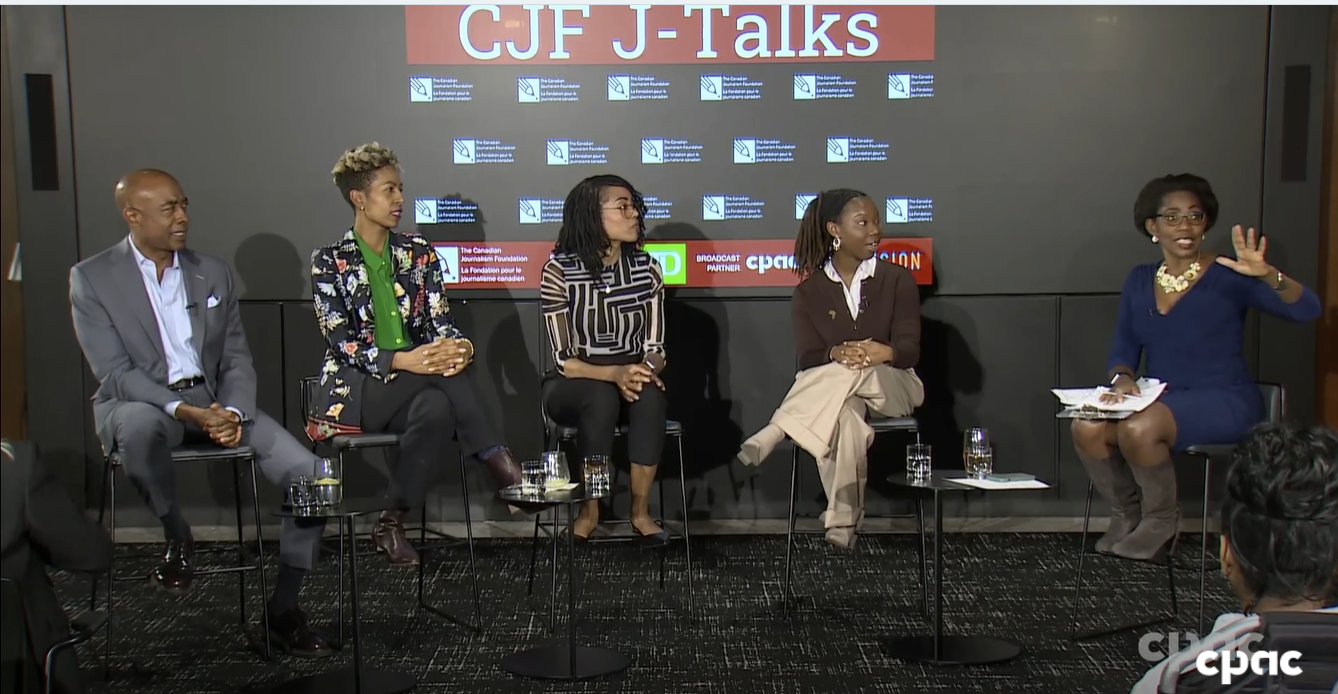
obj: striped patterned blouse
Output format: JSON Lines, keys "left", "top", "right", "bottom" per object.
{"left": 540, "top": 249, "right": 665, "bottom": 375}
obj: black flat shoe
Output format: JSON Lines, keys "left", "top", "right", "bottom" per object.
{"left": 560, "top": 528, "right": 591, "bottom": 544}
{"left": 631, "top": 524, "right": 670, "bottom": 547}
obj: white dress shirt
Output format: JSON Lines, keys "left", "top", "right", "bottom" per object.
{"left": 128, "top": 238, "right": 203, "bottom": 418}
{"left": 823, "top": 256, "right": 878, "bottom": 319}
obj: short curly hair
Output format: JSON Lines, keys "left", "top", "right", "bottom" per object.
{"left": 1132, "top": 174, "right": 1219, "bottom": 238}
{"left": 1221, "top": 422, "right": 1338, "bottom": 610}
{"left": 332, "top": 142, "right": 400, "bottom": 209}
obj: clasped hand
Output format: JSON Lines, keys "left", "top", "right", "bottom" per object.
{"left": 399, "top": 338, "right": 472, "bottom": 377}
{"left": 831, "top": 339, "right": 894, "bottom": 370}
{"left": 186, "top": 403, "right": 242, "bottom": 448}
{"left": 612, "top": 363, "right": 663, "bottom": 402}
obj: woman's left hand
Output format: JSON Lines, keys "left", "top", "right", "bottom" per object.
{"left": 1215, "top": 225, "right": 1275, "bottom": 278}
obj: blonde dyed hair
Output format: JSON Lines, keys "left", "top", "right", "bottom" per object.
{"left": 332, "top": 142, "right": 401, "bottom": 208}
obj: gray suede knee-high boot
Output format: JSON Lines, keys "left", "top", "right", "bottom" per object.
{"left": 1112, "top": 461, "right": 1180, "bottom": 561}
{"left": 1078, "top": 453, "right": 1141, "bottom": 553}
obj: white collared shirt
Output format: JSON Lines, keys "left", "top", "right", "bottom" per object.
{"left": 128, "top": 237, "right": 203, "bottom": 416}
{"left": 823, "top": 257, "right": 878, "bottom": 319}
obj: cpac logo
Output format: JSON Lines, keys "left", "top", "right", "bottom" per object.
{"left": 745, "top": 253, "right": 797, "bottom": 275}
{"left": 1137, "top": 631, "right": 1302, "bottom": 685}
{"left": 1196, "top": 649, "right": 1303, "bottom": 685}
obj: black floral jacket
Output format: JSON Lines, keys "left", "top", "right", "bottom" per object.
{"left": 306, "top": 229, "right": 465, "bottom": 441}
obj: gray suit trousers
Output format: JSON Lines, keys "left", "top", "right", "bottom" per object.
{"left": 106, "top": 384, "right": 326, "bottom": 570}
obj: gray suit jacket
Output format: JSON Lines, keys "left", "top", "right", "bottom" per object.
{"left": 69, "top": 238, "right": 257, "bottom": 453}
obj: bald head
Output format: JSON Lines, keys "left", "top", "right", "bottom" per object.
{"left": 114, "top": 169, "right": 179, "bottom": 211}
{"left": 116, "top": 169, "right": 189, "bottom": 256}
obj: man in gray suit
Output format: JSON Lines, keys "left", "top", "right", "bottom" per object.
{"left": 69, "top": 169, "right": 330, "bottom": 658}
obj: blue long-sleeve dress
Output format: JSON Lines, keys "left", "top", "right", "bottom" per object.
{"left": 1107, "top": 262, "right": 1321, "bottom": 450}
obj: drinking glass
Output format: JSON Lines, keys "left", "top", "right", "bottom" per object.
{"left": 520, "top": 460, "right": 547, "bottom": 492}
{"left": 311, "top": 458, "right": 342, "bottom": 507}
{"left": 287, "top": 476, "right": 317, "bottom": 514}
{"left": 963, "top": 428, "right": 989, "bottom": 454}
{"left": 906, "top": 444, "right": 932, "bottom": 480}
{"left": 965, "top": 446, "right": 994, "bottom": 479}
{"left": 582, "top": 455, "right": 611, "bottom": 495}
{"left": 540, "top": 451, "right": 570, "bottom": 490}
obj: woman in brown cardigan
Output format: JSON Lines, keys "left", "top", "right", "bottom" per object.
{"left": 737, "top": 189, "right": 925, "bottom": 548}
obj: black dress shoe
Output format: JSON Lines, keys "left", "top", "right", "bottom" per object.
{"left": 149, "top": 539, "right": 195, "bottom": 595}
{"left": 267, "top": 608, "right": 333, "bottom": 658}
{"left": 631, "top": 523, "right": 670, "bottom": 547}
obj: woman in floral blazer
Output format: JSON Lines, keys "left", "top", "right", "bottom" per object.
{"left": 308, "top": 142, "right": 522, "bottom": 565}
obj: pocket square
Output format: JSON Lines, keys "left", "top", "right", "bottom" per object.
{"left": 206, "top": 294, "right": 221, "bottom": 309}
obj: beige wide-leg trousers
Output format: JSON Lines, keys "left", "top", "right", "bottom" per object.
{"left": 771, "top": 363, "right": 925, "bottom": 529}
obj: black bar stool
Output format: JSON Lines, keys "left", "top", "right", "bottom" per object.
{"left": 90, "top": 444, "right": 270, "bottom": 668}
{"left": 525, "top": 400, "right": 694, "bottom": 620}
{"left": 299, "top": 376, "right": 480, "bottom": 631}
{"left": 781, "top": 415, "right": 927, "bottom": 617}
{"left": 1068, "top": 382, "right": 1284, "bottom": 640}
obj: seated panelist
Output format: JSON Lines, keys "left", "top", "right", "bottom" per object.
{"left": 539, "top": 174, "right": 669, "bottom": 544}
{"left": 69, "top": 170, "right": 331, "bottom": 657}
{"left": 308, "top": 142, "right": 523, "bottom": 567}
{"left": 1072, "top": 174, "right": 1321, "bottom": 561}
{"left": 736, "top": 189, "right": 925, "bottom": 549}
{"left": 2, "top": 439, "right": 113, "bottom": 694}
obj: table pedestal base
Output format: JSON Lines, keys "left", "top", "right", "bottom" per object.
{"left": 882, "top": 635, "right": 1020, "bottom": 665}
{"left": 501, "top": 645, "right": 629, "bottom": 680}
{"left": 268, "top": 668, "right": 416, "bottom": 694}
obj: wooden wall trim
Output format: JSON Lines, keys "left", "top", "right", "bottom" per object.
{"left": 0, "top": 10, "right": 29, "bottom": 440}
{"left": 1319, "top": 10, "right": 1338, "bottom": 429}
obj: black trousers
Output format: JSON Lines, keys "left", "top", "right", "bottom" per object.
{"left": 361, "top": 371, "right": 502, "bottom": 506}
{"left": 543, "top": 376, "right": 666, "bottom": 467}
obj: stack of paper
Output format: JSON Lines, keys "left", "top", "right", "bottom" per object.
{"left": 1051, "top": 378, "right": 1166, "bottom": 413}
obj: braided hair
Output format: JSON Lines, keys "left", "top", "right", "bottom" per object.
{"left": 793, "top": 188, "right": 869, "bottom": 277}
{"left": 1221, "top": 422, "right": 1338, "bottom": 611}
{"left": 555, "top": 174, "right": 647, "bottom": 274}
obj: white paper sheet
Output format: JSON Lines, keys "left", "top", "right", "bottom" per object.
{"left": 1051, "top": 378, "right": 1166, "bottom": 413}
{"left": 948, "top": 478, "right": 1051, "bottom": 491}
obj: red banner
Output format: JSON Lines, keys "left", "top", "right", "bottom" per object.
{"left": 407, "top": 5, "right": 935, "bottom": 65}
{"left": 431, "top": 238, "right": 932, "bottom": 290}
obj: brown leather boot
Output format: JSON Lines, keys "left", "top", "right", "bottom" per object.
{"left": 1079, "top": 453, "right": 1142, "bottom": 553}
{"left": 371, "top": 510, "right": 419, "bottom": 566}
{"left": 481, "top": 447, "right": 522, "bottom": 489}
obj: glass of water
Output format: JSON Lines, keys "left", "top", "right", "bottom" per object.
{"left": 966, "top": 446, "right": 994, "bottom": 479}
{"left": 287, "top": 476, "right": 317, "bottom": 514}
{"left": 311, "top": 458, "right": 342, "bottom": 507}
{"left": 582, "top": 455, "right": 611, "bottom": 495}
{"left": 540, "top": 451, "right": 570, "bottom": 490}
{"left": 963, "top": 428, "right": 989, "bottom": 455}
{"left": 906, "top": 444, "right": 932, "bottom": 480}
{"left": 520, "top": 460, "right": 547, "bottom": 492}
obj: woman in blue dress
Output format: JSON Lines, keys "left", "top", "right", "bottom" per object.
{"left": 1072, "top": 174, "right": 1321, "bottom": 561}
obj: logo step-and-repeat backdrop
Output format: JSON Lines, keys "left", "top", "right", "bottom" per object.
{"left": 406, "top": 5, "right": 937, "bottom": 290}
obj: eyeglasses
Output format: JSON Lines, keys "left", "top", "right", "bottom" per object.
{"left": 601, "top": 203, "right": 638, "bottom": 218}
{"left": 1157, "top": 211, "right": 1207, "bottom": 226}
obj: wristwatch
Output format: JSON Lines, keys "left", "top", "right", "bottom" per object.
{"left": 1270, "top": 271, "right": 1287, "bottom": 291}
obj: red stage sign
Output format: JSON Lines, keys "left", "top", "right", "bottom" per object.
{"left": 407, "top": 5, "right": 935, "bottom": 65}
{"left": 432, "top": 238, "right": 932, "bottom": 290}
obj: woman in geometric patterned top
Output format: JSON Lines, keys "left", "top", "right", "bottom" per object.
{"left": 540, "top": 174, "right": 669, "bottom": 544}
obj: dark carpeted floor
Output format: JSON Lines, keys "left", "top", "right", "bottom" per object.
{"left": 54, "top": 533, "right": 1236, "bottom": 694}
